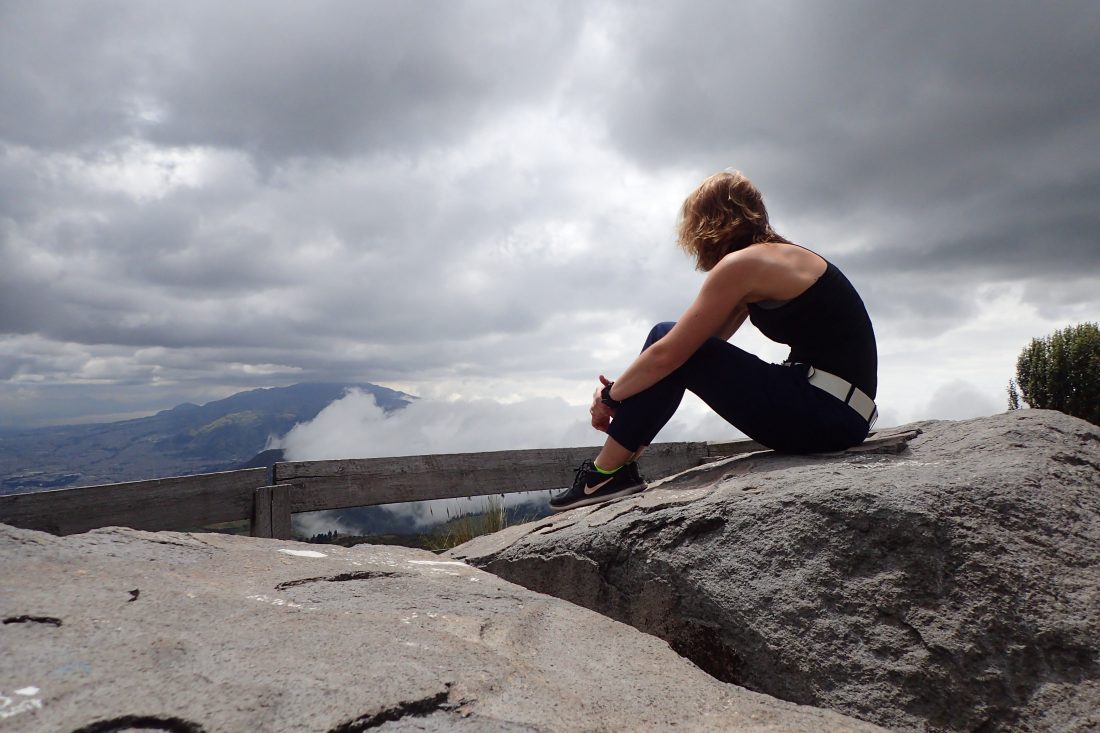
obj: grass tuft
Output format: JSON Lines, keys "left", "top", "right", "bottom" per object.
{"left": 427, "top": 497, "right": 527, "bottom": 551}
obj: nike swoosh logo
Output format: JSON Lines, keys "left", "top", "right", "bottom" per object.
{"left": 583, "top": 476, "right": 615, "bottom": 495}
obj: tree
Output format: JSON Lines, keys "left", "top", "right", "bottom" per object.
{"left": 1008, "top": 322, "right": 1100, "bottom": 426}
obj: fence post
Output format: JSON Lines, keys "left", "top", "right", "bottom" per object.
{"left": 251, "top": 484, "right": 292, "bottom": 540}
{"left": 251, "top": 486, "right": 272, "bottom": 538}
{"left": 271, "top": 484, "right": 291, "bottom": 540}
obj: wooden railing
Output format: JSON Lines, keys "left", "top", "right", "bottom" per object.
{"left": 0, "top": 432, "right": 915, "bottom": 540}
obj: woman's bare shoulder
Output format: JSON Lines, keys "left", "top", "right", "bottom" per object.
{"left": 718, "top": 243, "right": 826, "bottom": 301}
{"left": 710, "top": 246, "right": 766, "bottom": 279}
{"left": 755, "top": 242, "right": 826, "bottom": 274}
{"left": 717, "top": 242, "right": 819, "bottom": 269}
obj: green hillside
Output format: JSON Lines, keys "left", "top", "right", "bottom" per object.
{"left": 0, "top": 383, "right": 412, "bottom": 493}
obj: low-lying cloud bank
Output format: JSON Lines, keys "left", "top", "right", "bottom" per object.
{"left": 274, "top": 388, "right": 741, "bottom": 461}
{"left": 275, "top": 384, "right": 1007, "bottom": 538}
{"left": 276, "top": 388, "right": 741, "bottom": 534}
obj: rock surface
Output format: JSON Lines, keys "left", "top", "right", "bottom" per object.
{"left": 0, "top": 525, "right": 885, "bottom": 732}
{"left": 450, "top": 410, "right": 1100, "bottom": 733}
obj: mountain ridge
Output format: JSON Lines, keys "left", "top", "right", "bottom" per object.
{"left": 0, "top": 382, "right": 412, "bottom": 493}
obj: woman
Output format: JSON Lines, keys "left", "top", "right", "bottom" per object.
{"left": 550, "top": 170, "right": 878, "bottom": 511}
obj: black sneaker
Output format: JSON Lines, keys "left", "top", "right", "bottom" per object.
{"left": 621, "top": 460, "right": 646, "bottom": 487}
{"left": 549, "top": 460, "right": 647, "bottom": 512}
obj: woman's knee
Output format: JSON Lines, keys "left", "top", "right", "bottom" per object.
{"left": 643, "top": 322, "right": 676, "bottom": 350}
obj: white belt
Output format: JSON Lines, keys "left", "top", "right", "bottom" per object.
{"left": 799, "top": 364, "right": 878, "bottom": 427}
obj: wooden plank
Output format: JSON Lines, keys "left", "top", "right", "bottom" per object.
{"left": 706, "top": 437, "right": 768, "bottom": 457}
{"left": 0, "top": 432, "right": 921, "bottom": 538}
{"left": 706, "top": 429, "right": 921, "bottom": 458}
{"left": 251, "top": 486, "right": 273, "bottom": 538}
{"left": 843, "top": 429, "right": 920, "bottom": 455}
{"left": 0, "top": 468, "right": 269, "bottom": 536}
{"left": 271, "top": 484, "right": 292, "bottom": 540}
{"left": 274, "top": 442, "right": 709, "bottom": 513}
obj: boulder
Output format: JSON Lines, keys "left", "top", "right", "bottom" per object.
{"left": 0, "top": 525, "right": 884, "bottom": 732}
{"left": 450, "top": 410, "right": 1100, "bottom": 733}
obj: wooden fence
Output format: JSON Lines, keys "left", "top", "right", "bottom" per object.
{"left": 0, "top": 431, "right": 914, "bottom": 541}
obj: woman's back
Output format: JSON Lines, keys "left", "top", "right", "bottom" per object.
{"left": 747, "top": 253, "right": 878, "bottom": 398}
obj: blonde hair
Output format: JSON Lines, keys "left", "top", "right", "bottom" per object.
{"left": 677, "top": 170, "right": 790, "bottom": 271}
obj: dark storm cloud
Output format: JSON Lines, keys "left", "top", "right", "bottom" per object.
{"left": 594, "top": 1, "right": 1100, "bottom": 282}
{"left": 0, "top": 125, "right": 634, "bottom": 407}
{"left": 857, "top": 168, "right": 1100, "bottom": 278}
{"left": 0, "top": 2, "right": 153, "bottom": 150}
{"left": 153, "top": 4, "right": 585, "bottom": 162}
{"left": 1, "top": 0, "right": 1097, "bottom": 428}
{"left": 0, "top": 1, "right": 584, "bottom": 162}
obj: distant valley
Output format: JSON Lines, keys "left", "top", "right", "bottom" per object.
{"left": 0, "top": 383, "right": 411, "bottom": 494}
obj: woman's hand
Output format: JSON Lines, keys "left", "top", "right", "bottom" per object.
{"left": 603, "top": 252, "right": 757, "bottom": 401}
{"left": 590, "top": 374, "right": 617, "bottom": 432}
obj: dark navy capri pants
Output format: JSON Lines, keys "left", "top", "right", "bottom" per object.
{"left": 606, "top": 322, "right": 870, "bottom": 454}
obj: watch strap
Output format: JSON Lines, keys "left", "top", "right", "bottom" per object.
{"left": 601, "top": 382, "right": 623, "bottom": 409}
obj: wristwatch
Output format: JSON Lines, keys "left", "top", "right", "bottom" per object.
{"left": 601, "top": 381, "right": 623, "bottom": 409}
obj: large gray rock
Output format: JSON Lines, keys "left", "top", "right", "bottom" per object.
{"left": 450, "top": 410, "right": 1100, "bottom": 733}
{"left": 0, "top": 524, "right": 884, "bottom": 732}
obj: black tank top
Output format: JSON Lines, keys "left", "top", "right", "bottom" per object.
{"left": 747, "top": 260, "right": 878, "bottom": 398}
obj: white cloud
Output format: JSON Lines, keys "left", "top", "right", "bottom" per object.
{"left": 276, "top": 387, "right": 747, "bottom": 530}
{"left": 275, "top": 387, "right": 743, "bottom": 461}
{"left": 876, "top": 282, "right": 1086, "bottom": 424}
{"left": 291, "top": 509, "right": 362, "bottom": 540}
{"left": 919, "top": 380, "right": 1003, "bottom": 422}
{"left": 1, "top": 0, "right": 1098, "bottom": 435}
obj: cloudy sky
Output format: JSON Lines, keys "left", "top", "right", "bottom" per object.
{"left": 2, "top": 2, "right": 1098, "bottom": 452}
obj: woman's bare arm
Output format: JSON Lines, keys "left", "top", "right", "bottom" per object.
{"left": 715, "top": 304, "right": 749, "bottom": 341}
{"left": 605, "top": 254, "right": 757, "bottom": 402}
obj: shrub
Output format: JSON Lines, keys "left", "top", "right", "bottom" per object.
{"left": 1008, "top": 322, "right": 1100, "bottom": 426}
{"left": 428, "top": 496, "right": 521, "bottom": 551}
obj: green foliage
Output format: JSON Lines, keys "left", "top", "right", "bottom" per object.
{"left": 1008, "top": 322, "right": 1100, "bottom": 426}
{"left": 427, "top": 497, "right": 527, "bottom": 551}
{"left": 1006, "top": 380, "right": 1021, "bottom": 411}
{"left": 288, "top": 497, "right": 543, "bottom": 552}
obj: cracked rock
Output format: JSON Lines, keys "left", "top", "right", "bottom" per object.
{"left": 0, "top": 524, "right": 883, "bottom": 732}
{"left": 450, "top": 410, "right": 1100, "bottom": 733}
